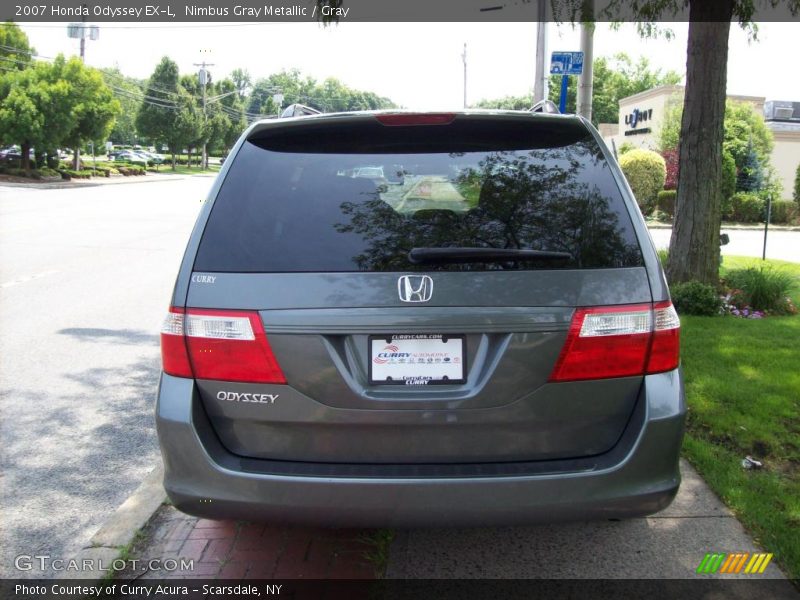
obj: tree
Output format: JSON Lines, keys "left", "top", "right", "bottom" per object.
{"left": 474, "top": 53, "right": 680, "bottom": 126}
{"left": 598, "top": 0, "right": 800, "bottom": 284}
{"left": 0, "top": 21, "right": 35, "bottom": 70}
{"left": 168, "top": 89, "right": 203, "bottom": 169}
{"left": 230, "top": 68, "right": 251, "bottom": 99}
{"left": 736, "top": 139, "right": 763, "bottom": 192}
{"left": 52, "top": 57, "right": 120, "bottom": 169}
{"left": 0, "top": 60, "right": 75, "bottom": 171}
{"left": 136, "top": 57, "right": 181, "bottom": 157}
{"left": 100, "top": 67, "right": 143, "bottom": 145}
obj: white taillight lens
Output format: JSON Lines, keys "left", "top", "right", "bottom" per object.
{"left": 161, "top": 311, "right": 184, "bottom": 336}
{"left": 579, "top": 310, "right": 652, "bottom": 337}
{"left": 185, "top": 314, "right": 255, "bottom": 340}
{"left": 654, "top": 303, "right": 680, "bottom": 331}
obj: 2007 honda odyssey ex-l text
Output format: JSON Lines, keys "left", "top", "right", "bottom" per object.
{"left": 156, "top": 110, "right": 685, "bottom": 526}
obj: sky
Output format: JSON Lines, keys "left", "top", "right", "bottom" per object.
{"left": 17, "top": 21, "right": 800, "bottom": 111}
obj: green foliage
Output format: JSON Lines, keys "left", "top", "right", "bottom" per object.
{"left": 724, "top": 267, "right": 797, "bottom": 313}
{"left": 657, "top": 248, "right": 670, "bottom": 268}
{"left": 768, "top": 200, "right": 798, "bottom": 225}
{"left": 728, "top": 192, "right": 764, "bottom": 222}
{"left": 136, "top": 57, "right": 180, "bottom": 151}
{"left": 0, "top": 21, "right": 35, "bottom": 70}
{"left": 618, "top": 148, "right": 666, "bottom": 214}
{"left": 670, "top": 281, "right": 722, "bottom": 316}
{"left": 101, "top": 67, "right": 144, "bottom": 145}
{"left": 656, "top": 190, "right": 676, "bottom": 218}
{"left": 475, "top": 53, "right": 680, "bottom": 126}
{"left": 795, "top": 163, "right": 800, "bottom": 204}
{"left": 721, "top": 150, "right": 737, "bottom": 200}
{"left": 736, "top": 138, "right": 763, "bottom": 192}
{"left": 0, "top": 59, "right": 75, "bottom": 170}
{"left": 55, "top": 57, "right": 120, "bottom": 164}
{"left": 246, "top": 68, "right": 395, "bottom": 116}
{"left": 617, "top": 142, "right": 635, "bottom": 155}
{"left": 659, "top": 99, "right": 775, "bottom": 183}
{"left": 547, "top": 53, "right": 680, "bottom": 125}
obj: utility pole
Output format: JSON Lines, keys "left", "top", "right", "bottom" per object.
{"left": 66, "top": 6, "right": 98, "bottom": 170}
{"left": 462, "top": 43, "right": 467, "bottom": 109}
{"left": 194, "top": 52, "right": 214, "bottom": 170}
{"left": 533, "top": 0, "right": 548, "bottom": 103}
{"left": 576, "top": 0, "right": 595, "bottom": 121}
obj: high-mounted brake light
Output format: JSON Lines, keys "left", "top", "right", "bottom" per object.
{"left": 549, "top": 302, "right": 680, "bottom": 383}
{"left": 375, "top": 113, "right": 456, "bottom": 126}
{"left": 160, "top": 308, "right": 286, "bottom": 384}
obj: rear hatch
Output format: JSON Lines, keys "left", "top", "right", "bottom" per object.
{"left": 171, "top": 113, "right": 663, "bottom": 465}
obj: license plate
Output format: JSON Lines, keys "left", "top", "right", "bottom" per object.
{"left": 369, "top": 334, "right": 466, "bottom": 385}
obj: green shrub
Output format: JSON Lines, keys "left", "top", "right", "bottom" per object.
{"left": 657, "top": 248, "right": 670, "bottom": 268}
{"left": 794, "top": 163, "right": 800, "bottom": 204}
{"left": 58, "top": 169, "right": 93, "bottom": 180}
{"left": 724, "top": 267, "right": 796, "bottom": 313}
{"left": 728, "top": 192, "right": 764, "bottom": 223}
{"left": 618, "top": 142, "right": 635, "bottom": 155}
{"left": 670, "top": 281, "right": 721, "bottom": 316}
{"left": 721, "top": 150, "right": 737, "bottom": 203}
{"left": 656, "top": 190, "right": 676, "bottom": 219}
{"left": 619, "top": 149, "right": 667, "bottom": 215}
{"left": 768, "top": 200, "right": 797, "bottom": 224}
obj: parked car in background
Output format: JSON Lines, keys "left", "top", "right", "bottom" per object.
{"left": 157, "top": 110, "right": 685, "bottom": 527}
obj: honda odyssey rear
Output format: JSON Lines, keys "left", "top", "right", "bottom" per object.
{"left": 156, "top": 110, "right": 685, "bottom": 525}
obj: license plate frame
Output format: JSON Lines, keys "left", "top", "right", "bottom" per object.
{"left": 368, "top": 334, "right": 466, "bottom": 386}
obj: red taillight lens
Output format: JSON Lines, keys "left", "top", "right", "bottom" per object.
{"left": 646, "top": 301, "right": 681, "bottom": 374}
{"left": 160, "top": 307, "right": 286, "bottom": 384}
{"left": 549, "top": 302, "right": 680, "bottom": 383}
{"left": 375, "top": 113, "right": 456, "bottom": 126}
{"left": 160, "top": 308, "right": 192, "bottom": 378}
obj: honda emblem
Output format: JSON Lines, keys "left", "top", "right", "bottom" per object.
{"left": 397, "top": 275, "right": 433, "bottom": 303}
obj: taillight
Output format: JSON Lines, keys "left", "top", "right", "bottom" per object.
{"left": 160, "top": 308, "right": 192, "bottom": 378}
{"left": 549, "top": 302, "right": 680, "bottom": 383}
{"left": 160, "top": 307, "right": 286, "bottom": 384}
{"left": 375, "top": 113, "right": 456, "bottom": 126}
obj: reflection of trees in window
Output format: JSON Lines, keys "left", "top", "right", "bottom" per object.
{"left": 335, "top": 142, "right": 642, "bottom": 271}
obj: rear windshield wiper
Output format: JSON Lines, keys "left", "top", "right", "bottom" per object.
{"left": 408, "top": 247, "right": 572, "bottom": 264}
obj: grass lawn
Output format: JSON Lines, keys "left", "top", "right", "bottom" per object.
{"left": 679, "top": 256, "right": 800, "bottom": 578}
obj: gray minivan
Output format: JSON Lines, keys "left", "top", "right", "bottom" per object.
{"left": 157, "top": 110, "right": 685, "bottom": 526}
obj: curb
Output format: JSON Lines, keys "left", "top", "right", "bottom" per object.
{"left": 61, "top": 463, "right": 166, "bottom": 581}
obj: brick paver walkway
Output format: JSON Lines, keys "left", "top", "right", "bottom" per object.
{"left": 116, "top": 505, "right": 379, "bottom": 580}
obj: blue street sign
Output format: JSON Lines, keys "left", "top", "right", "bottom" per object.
{"left": 550, "top": 51, "right": 584, "bottom": 75}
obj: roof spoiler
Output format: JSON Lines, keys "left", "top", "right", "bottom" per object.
{"left": 529, "top": 100, "right": 560, "bottom": 114}
{"left": 279, "top": 103, "right": 322, "bottom": 118}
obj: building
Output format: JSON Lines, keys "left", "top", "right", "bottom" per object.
{"left": 600, "top": 85, "right": 800, "bottom": 199}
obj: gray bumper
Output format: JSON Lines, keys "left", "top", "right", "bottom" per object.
{"left": 156, "top": 371, "right": 685, "bottom": 526}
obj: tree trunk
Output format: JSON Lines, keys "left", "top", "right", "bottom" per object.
{"left": 72, "top": 148, "right": 80, "bottom": 171}
{"left": 21, "top": 142, "right": 31, "bottom": 172}
{"left": 666, "top": 3, "right": 734, "bottom": 285}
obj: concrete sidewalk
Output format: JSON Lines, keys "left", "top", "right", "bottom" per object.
{"left": 387, "top": 460, "right": 794, "bottom": 586}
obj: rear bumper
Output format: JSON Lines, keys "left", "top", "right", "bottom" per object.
{"left": 156, "top": 370, "right": 685, "bottom": 526}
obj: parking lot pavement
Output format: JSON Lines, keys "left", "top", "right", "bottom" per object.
{"left": 387, "top": 460, "right": 793, "bottom": 588}
{"left": 115, "top": 507, "right": 378, "bottom": 580}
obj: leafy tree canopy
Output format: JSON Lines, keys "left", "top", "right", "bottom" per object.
{"left": 0, "top": 21, "right": 35, "bottom": 69}
{"left": 472, "top": 53, "right": 680, "bottom": 126}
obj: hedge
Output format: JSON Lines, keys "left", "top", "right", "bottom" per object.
{"left": 656, "top": 190, "right": 676, "bottom": 219}
{"left": 768, "top": 200, "right": 798, "bottom": 224}
{"left": 728, "top": 192, "right": 764, "bottom": 223}
{"left": 619, "top": 149, "right": 666, "bottom": 215}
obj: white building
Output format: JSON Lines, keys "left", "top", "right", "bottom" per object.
{"left": 600, "top": 85, "right": 800, "bottom": 199}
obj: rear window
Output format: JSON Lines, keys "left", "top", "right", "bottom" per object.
{"left": 194, "top": 116, "right": 643, "bottom": 273}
